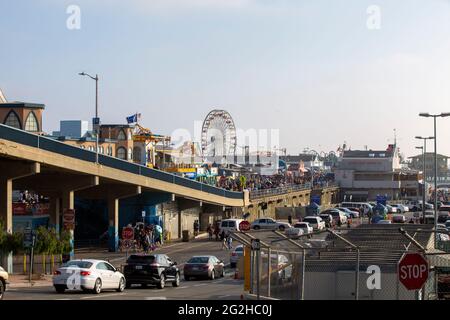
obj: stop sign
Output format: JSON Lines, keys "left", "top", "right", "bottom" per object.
{"left": 122, "top": 227, "right": 134, "bottom": 240}
{"left": 239, "top": 220, "right": 251, "bottom": 232}
{"left": 398, "top": 253, "right": 429, "bottom": 290}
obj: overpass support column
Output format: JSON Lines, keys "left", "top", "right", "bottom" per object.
{"left": 61, "top": 190, "right": 75, "bottom": 260}
{"left": 59, "top": 176, "right": 100, "bottom": 259}
{"left": 0, "top": 162, "right": 40, "bottom": 273}
{"left": 106, "top": 186, "right": 141, "bottom": 252}
{"left": 49, "top": 197, "right": 61, "bottom": 235}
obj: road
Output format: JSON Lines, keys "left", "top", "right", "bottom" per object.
{"left": 5, "top": 238, "right": 245, "bottom": 300}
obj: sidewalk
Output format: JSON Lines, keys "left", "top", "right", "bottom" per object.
{"left": 7, "top": 274, "right": 53, "bottom": 288}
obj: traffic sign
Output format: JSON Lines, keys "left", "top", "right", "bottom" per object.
{"left": 239, "top": 220, "right": 251, "bottom": 232}
{"left": 398, "top": 253, "right": 429, "bottom": 290}
{"left": 23, "top": 227, "right": 33, "bottom": 248}
{"left": 63, "top": 209, "right": 76, "bottom": 230}
{"left": 122, "top": 227, "right": 134, "bottom": 240}
{"left": 251, "top": 239, "right": 261, "bottom": 251}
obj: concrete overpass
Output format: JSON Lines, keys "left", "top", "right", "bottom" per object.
{"left": 0, "top": 124, "right": 340, "bottom": 271}
{"left": 0, "top": 124, "right": 246, "bottom": 269}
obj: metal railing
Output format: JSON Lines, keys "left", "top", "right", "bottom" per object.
{"left": 0, "top": 124, "right": 243, "bottom": 200}
{"left": 249, "top": 183, "right": 312, "bottom": 199}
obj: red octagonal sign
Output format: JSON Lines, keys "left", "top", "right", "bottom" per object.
{"left": 398, "top": 253, "right": 429, "bottom": 290}
{"left": 239, "top": 220, "right": 251, "bottom": 232}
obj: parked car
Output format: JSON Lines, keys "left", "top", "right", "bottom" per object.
{"left": 392, "top": 214, "right": 406, "bottom": 224}
{"left": 285, "top": 222, "right": 312, "bottom": 237}
{"left": 0, "top": 265, "right": 8, "bottom": 300}
{"left": 337, "top": 207, "right": 359, "bottom": 218}
{"left": 53, "top": 259, "right": 126, "bottom": 294}
{"left": 445, "top": 220, "right": 450, "bottom": 229}
{"left": 319, "top": 213, "right": 335, "bottom": 227}
{"left": 302, "top": 216, "right": 325, "bottom": 231}
{"left": 385, "top": 205, "right": 398, "bottom": 214}
{"left": 261, "top": 252, "right": 292, "bottom": 284}
{"left": 250, "top": 218, "right": 291, "bottom": 231}
{"left": 183, "top": 256, "right": 224, "bottom": 280}
{"left": 230, "top": 245, "right": 244, "bottom": 268}
{"left": 123, "top": 254, "right": 180, "bottom": 289}
{"left": 346, "top": 207, "right": 361, "bottom": 217}
{"left": 219, "top": 219, "right": 243, "bottom": 233}
{"left": 391, "top": 204, "right": 409, "bottom": 213}
{"left": 376, "top": 220, "right": 392, "bottom": 224}
{"left": 323, "top": 209, "right": 347, "bottom": 225}
{"left": 438, "top": 212, "right": 450, "bottom": 223}
{"left": 340, "top": 202, "right": 373, "bottom": 216}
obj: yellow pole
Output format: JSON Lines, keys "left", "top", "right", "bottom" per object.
{"left": 43, "top": 254, "right": 46, "bottom": 274}
{"left": 23, "top": 254, "right": 27, "bottom": 274}
{"left": 244, "top": 245, "right": 251, "bottom": 291}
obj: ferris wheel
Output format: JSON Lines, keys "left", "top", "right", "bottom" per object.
{"left": 201, "top": 109, "right": 237, "bottom": 159}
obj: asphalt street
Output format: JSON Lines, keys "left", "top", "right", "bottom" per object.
{"left": 5, "top": 238, "right": 244, "bottom": 300}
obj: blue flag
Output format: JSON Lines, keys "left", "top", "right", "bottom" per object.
{"left": 126, "top": 113, "right": 139, "bottom": 124}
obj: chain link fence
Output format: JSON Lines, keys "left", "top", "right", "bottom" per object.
{"left": 234, "top": 224, "right": 450, "bottom": 300}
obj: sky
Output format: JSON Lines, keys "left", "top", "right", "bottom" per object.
{"left": 2, "top": 0, "right": 450, "bottom": 158}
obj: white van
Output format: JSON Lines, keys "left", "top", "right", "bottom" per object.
{"left": 219, "top": 219, "right": 243, "bottom": 233}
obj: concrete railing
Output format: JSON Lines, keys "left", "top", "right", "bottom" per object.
{"left": 0, "top": 124, "right": 243, "bottom": 200}
{"left": 249, "top": 183, "right": 312, "bottom": 200}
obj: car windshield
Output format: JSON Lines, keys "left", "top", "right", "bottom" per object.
{"left": 235, "top": 246, "right": 244, "bottom": 252}
{"left": 127, "top": 255, "right": 156, "bottom": 264}
{"left": 295, "top": 223, "right": 306, "bottom": 228}
{"left": 188, "top": 257, "right": 210, "bottom": 264}
{"left": 303, "top": 218, "right": 316, "bottom": 223}
{"left": 63, "top": 261, "right": 93, "bottom": 269}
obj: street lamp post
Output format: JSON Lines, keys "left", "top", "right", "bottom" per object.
{"left": 419, "top": 112, "right": 450, "bottom": 246}
{"left": 79, "top": 72, "right": 99, "bottom": 163}
{"left": 415, "top": 136, "right": 434, "bottom": 222}
{"left": 415, "top": 145, "right": 424, "bottom": 220}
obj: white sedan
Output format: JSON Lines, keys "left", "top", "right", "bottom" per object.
{"left": 286, "top": 222, "right": 313, "bottom": 237}
{"left": 53, "top": 259, "right": 126, "bottom": 294}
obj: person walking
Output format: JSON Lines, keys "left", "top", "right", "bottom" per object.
{"left": 221, "top": 231, "right": 228, "bottom": 250}
{"left": 226, "top": 234, "right": 233, "bottom": 250}
{"left": 207, "top": 224, "right": 213, "bottom": 241}
{"left": 214, "top": 223, "right": 220, "bottom": 241}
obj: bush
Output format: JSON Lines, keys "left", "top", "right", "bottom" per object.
{"left": 0, "top": 219, "right": 23, "bottom": 255}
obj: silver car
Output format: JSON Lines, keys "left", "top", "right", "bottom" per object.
{"left": 230, "top": 245, "right": 244, "bottom": 268}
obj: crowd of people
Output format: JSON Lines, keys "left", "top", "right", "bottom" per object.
{"left": 17, "top": 190, "right": 46, "bottom": 205}
{"left": 206, "top": 223, "right": 233, "bottom": 250}
{"left": 215, "top": 171, "right": 335, "bottom": 192}
{"left": 120, "top": 223, "right": 164, "bottom": 253}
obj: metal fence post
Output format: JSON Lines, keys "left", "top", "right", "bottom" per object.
{"left": 250, "top": 249, "right": 254, "bottom": 294}
{"left": 256, "top": 249, "right": 260, "bottom": 300}
{"left": 267, "top": 247, "right": 271, "bottom": 297}
{"left": 355, "top": 248, "right": 360, "bottom": 300}
{"left": 301, "top": 248, "right": 306, "bottom": 300}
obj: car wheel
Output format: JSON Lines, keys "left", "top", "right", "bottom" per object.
{"left": 117, "top": 277, "right": 125, "bottom": 292}
{"left": 157, "top": 275, "right": 166, "bottom": 289}
{"left": 279, "top": 225, "right": 285, "bottom": 231}
{"left": 54, "top": 285, "right": 65, "bottom": 294}
{"left": 173, "top": 273, "right": 180, "bottom": 287}
{"left": 253, "top": 225, "right": 260, "bottom": 230}
{"left": 0, "top": 280, "right": 4, "bottom": 300}
{"left": 220, "top": 269, "right": 224, "bottom": 277}
{"left": 92, "top": 278, "right": 102, "bottom": 294}
{"left": 230, "top": 263, "right": 236, "bottom": 268}
{"left": 210, "top": 269, "right": 215, "bottom": 280}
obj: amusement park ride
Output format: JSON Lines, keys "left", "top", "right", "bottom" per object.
{"left": 132, "top": 123, "right": 170, "bottom": 168}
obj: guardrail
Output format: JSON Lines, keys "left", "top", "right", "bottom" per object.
{"left": 0, "top": 124, "right": 243, "bottom": 200}
{"left": 249, "top": 183, "right": 312, "bottom": 199}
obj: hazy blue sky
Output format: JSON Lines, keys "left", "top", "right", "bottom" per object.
{"left": 2, "top": 0, "right": 450, "bottom": 157}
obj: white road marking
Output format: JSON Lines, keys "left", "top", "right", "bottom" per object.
{"left": 144, "top": 297, "right": 167, "bottom": 300}
{"left": 193, "top": 283, "right": 207, "bottom": 287}
{"left": 56, "top": 298, "right": 72, "bottom": 300}
{"left": 80, "top": 293, "right": 124, "bottom": 299}
{"left": 219, "top": 294, "right": 231, "bottom": 298}
{"left": 178, "top": 286, "right": 188, "bottom": 289}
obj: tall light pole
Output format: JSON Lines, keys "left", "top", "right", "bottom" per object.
{"left": 419, "top": 112, "right": 450, "bottom": 246}
{"left": 415, "top": 136, "right": 434, "bottom": 222}
{"left": 415, "top": 145, "right": 424, "bottom": 221}
{"left": 79, "top": 72, "right": 99, "bottom": 163}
